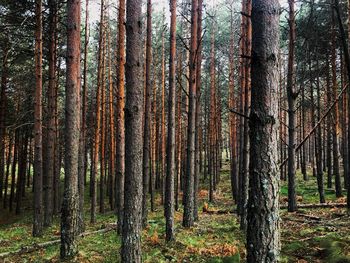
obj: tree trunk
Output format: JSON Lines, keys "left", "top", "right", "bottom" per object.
{"left": 183, "top": 0, "right": 198, "bottom": 228}
{"left": 286, "top": 0, "right": 297, "bottom": 212}
{"left": 165, "top": 0, "right": 177, "bottom": 242}
{"left": 142, "top": 0, "right": 152, "bottom": 228}
{"left": 78, "top": 0, "right": 89, "bottom": 233}
{"left": 91, "top": 0, "right": 104, "bottom": 224}
{"left": 121, "top": 0, "right": 143, "bottom": 260}
{"left": 331, "top": 3, "right": 342, "bottom": 197}
{"left": 44, "top": 0, "right": 57, "bottom": 227}
{"left": 33, "top": 0, "right": 44, "bottom": 237}
{"left": 116, "top": 0, "right": 125, "bottom": 234}
{"left": 60, "top": 0, "right": 81, "bottom": 258}
{"left": 247, "top": 0, "right": 280, "bottom": 261}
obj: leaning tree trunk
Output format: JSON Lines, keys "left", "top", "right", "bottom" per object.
{"left": 164, "top": 0, "right": 177, "bottom": 242}
{"left": 121, "top": 0, "right": 143, "bottom": 261}
{"left": 33, "top": 0, "right": 44, "bottom": 238}
{"left": 60, "top": 0, "right": 81, "bottom": 258}
{"left": 247, "top": 0, "right": 281, "bottom": 262}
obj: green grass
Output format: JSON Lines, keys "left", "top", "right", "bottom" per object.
{"left": 0, "top": 166, "right": 349, "bottom": 262}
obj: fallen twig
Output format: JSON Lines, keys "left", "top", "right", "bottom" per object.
{"left": 0, "top": 223, "right": 117, "bottom": 259}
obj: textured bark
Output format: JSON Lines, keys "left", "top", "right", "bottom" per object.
{"left": 239, "top": 0, "right": 252, "bottom": 231}
{"left": 78, "top": 0, "right": 89, "bottom": 233}
{"left": 247, "top": 0, "right": 280, "bottom": 262}
{"left": 142, "top": 0, "right": 152, "bottom": 228}
{"left": 121, "top": 0, "right": 143, "bottom": 260}
{"left": 116, "top": 0, "right": 125, "bottom": 234}
{"left": 183, "top": 0, "right": 198, "bottom": 228}
{"left": 33, "top": 0, "right": 44, "bottom": 237}
{"left": 44, "top": 0, "right": 57, "bottom": 227}
{"left": 60, "top": 0, "right": 81, "bottom": 258}
{"left": 286, "top": 0, "right": 297, "bottom": 212}
{"left": 9, "top": 131, "right": 18, "bottom": 211}
{"left": 165, "top": 0, "right": 177, "bottom": 242}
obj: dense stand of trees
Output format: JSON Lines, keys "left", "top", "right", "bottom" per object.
{"left": 1, "top": 0, "right": 350, "bottom": 261}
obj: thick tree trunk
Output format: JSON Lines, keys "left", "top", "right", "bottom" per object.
{"left": 60, "top": 0, "right": 81, "bottom": 258}
{"left": 33, "top": 0, "right": 44, "bottom": 237}
{"left": 121, "top": 0, "right": 143, "bottom": 260}
{"left": 247, "top": 0, "right": 280, "bottom": 262}
{"left": 183, "top": 0, "right": 198, "bottom": 228}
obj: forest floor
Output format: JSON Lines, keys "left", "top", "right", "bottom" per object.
{"left": 0, "top": 163, "right": 349, "bottom": 263}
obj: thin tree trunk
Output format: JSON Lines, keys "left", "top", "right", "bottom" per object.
{"left": 33, "top": 0, "right": 44, "bottom": 237}
{"left": 142, "top": 0, "right": 152, "bottom": 228}
{"left": 116, "top": 0, "right": 125, "bottom": 234}
{"left": 183, "top": 0, "right": 198, "bottom": 228}
{"left": 165, "top": 0, "right": 177, "bottom": 241}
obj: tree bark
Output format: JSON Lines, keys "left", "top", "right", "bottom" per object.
{"left": 121, "top": 0, "right": 143, "bottom": 260}
{"left": 183, "top": 0, "right": 198, "bottom": 228}
{"left": 164, "top": 0, "right": 177, "bottom": 242}
{"left": 247, "top": 0, "right": 280, "bottom": 261}
{"left": 60, "top": 0, "right": 81, "bottom": 258}
{"left": 286, "top": 0, "right": 297, "bottom": 212}
{"left": 33, "top": 0, "right": 44, "bottom": 237}
{"left": 116, "top": 0, "right": 126, "bottom": 234}
{"left": 142, "top": 0, "right": 152, "bottom": 228}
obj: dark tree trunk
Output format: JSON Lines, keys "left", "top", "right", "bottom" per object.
{"left": 44, "top": 0, "right": 57, "bottom": 227}
{"left": 121, "top": 0, "right": 143, "bottom": 260}
{"left": 33, "top": 0, "right": 44, "bottom": 237}
{"left": 247, "top": 0, "right": 280, "bottom": 262}
{"left": 60, "top": 0, "right": 81, "bottom": 258}
{"left": 142, "top": 0, "right": 152, "bottom": 228}
{"left": 286, "top": 0, "right": 297, "bottom": 213}
{"left": 183, "top": 0, "right": 198, "bottom": 228}
{"left": 164, "top": 0, "right": 177, "bottom": 242}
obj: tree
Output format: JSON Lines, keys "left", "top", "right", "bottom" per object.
{"left": 286, "top": 0, "right": 298, "bottom": 212}
{"left": 142, "top": 0, "right": 152, "bottom": 228}
{"left": 246, "top": 0, "right": 280, "bottom": 261}
{"left": 60, "top": 0, "right": 81, "bottom": 258}
{"left": 165, "top": 0, "right": 177, "bottom": 242}
{"left": 33, "top": 0, "right": 44, "bottom": 238}
{"left": 116, "top": 0, "right": 126, "bottom": 234}
{"left": 121, "top": 0, "right": 143, "bottom": 260}
{"left": 183, "top": 0, "right": 198, "bottom": 228}
{"left": 44, "top": 0, "right": 58, "bottom": 227}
